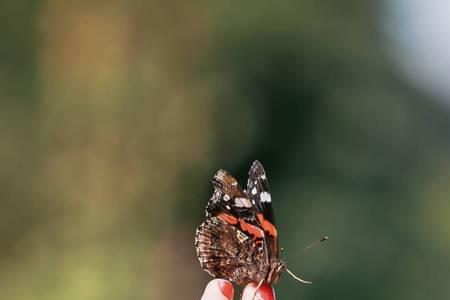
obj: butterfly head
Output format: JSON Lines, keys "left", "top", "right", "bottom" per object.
{"left": 268, "top": 258, "right": 312, "bottom": 285}
{"left": 266, "top": 260, "right": 286, "bottom": 284}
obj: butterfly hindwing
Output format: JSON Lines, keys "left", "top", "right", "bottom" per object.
{"left": 195, "top": 216, "right": 269, "bottom": 285}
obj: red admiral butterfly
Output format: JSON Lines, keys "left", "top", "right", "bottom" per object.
{"left": 195, "top": 161, "right": 314, "bottom": 298}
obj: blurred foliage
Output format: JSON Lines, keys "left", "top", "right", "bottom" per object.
{"left": 1, "top": 0, "right": 450, "bottom": 299}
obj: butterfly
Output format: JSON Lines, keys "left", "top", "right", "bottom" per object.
{"left": 195, "top": 161, "right": 313, "bottom": 298}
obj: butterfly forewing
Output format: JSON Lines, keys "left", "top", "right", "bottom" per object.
{"left": 246, "top": 160, "right": 279, "bottom": 258}
{"left": 207, "top": 169, "right": 256, "bottom": 220}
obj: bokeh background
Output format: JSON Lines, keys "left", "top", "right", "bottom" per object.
{"left": 1, "top": 1, "right": 450, "bottom": 299}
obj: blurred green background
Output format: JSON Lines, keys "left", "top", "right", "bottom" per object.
{"left": 2, "top": 1, "right": 450, "bottom": 299}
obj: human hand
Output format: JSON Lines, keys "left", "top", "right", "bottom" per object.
{"left": 201, "top": 279, "right": 275, "bottom": 300}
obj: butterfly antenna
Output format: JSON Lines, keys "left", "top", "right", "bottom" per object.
{"left": 285, "top": 268, "right": 312, "bottom": 284}
{"left": 282, "top": 236, "right": 327, "bottom": 285}
{"left": 294, "top": 236, "right": 328, "bottom": 254}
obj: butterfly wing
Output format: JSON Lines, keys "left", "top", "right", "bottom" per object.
{"left": 195, "top": 169, "right": 270, "bottom": 285}
{"left": 195, "top": 216, "right": 268, "bottom": 285}
{"left": 205, "top": 169, "right": 255, "bottom": 220}
{"left": 246, "top": 160, "right": 279, "bottom": 259}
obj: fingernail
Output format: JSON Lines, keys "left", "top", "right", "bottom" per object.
{"left": 218, "top": 279, "right": 234, "bottom": 299}
{"left": 242, "top": 283, "right": 275, "bottom": 300}
{"left": 258, "top": 284, "right": 276, "bottom": 300}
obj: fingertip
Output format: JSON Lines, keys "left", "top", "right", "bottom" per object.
{"left": 201, "top": 279, "right": 234, "bottom": 300}
{"left": 218, "top": 279, "right": 234, "bottom": 299}
{"left": 258, "top": 284, "right": 275, "bottom": 300}
{"left": 242, "top": 283, "right": 275, "bottom": 300}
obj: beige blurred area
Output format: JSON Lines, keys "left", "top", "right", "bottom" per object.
{"left": 1, "top": 1, "right": 218, "bottom": 299}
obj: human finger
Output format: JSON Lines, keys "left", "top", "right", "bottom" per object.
{"left": 241, "top": 282, "right": 275, "bottom": 300}
{"left": 201, "top": 279, "right": 234, "bottom": 300}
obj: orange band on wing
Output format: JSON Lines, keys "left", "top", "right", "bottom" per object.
{"left": 238, "top": 219, "right": 264, "bottom": 239}
{"left": 257, "top": 213, "right": 278, "bottom": 237}
{"left": 218, "top": 213, "right": 238, "bottom": 225}
{"left": 218, "top": 213, "right": 265, "bottom": 239}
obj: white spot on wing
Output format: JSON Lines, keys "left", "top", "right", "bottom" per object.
{"left": 236, "top": 230, "right": 249, "bottom": 242}
{"left": 226, "top": 205, "right": 231, "bottom": 210}
{"left": 260, "top": 191, "right": 272, "bottom": 203}
{"left": 234, "top": 197, "right": 252, "bottom": 208}
{"left": 261, "top": 174, "right": 266, "bottom": 180}
{"left": 223, "top": 194, "right": 230, "bottom": 201}
{"left": 251, "top": 187, "right": 257, "bottom": 195}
